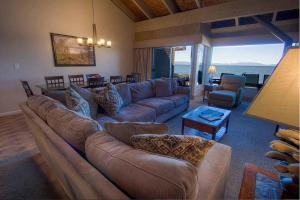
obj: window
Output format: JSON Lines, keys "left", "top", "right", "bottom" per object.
{"left": 211, "top": 43, "right": 284, "bottom": 83}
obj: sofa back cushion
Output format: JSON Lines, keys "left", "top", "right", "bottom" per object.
{"left": 46, "top": 107, "right": 102, "bottom": 154}
{"left": 27, "top": 95, "right": 66, "bottom": 121}
{"left": 221, "top": 75, "right": 246, "bottom": 92}
{"left": 129, "top": 81, "right": 155, "bottom": 102}
{"left": 65, "top": 88, "right": 91, "bottom": 118}
{"left": 155, "top": 79, "right": 173, "bottom": 97}
{"left": 116, "top": 83, "right": 132, "bottom": 106}
{"left": 86, "top": 133, "right": 198, "bottom": 199}
{"left": 71, "top": 85, "right": 98, "bottom": 120}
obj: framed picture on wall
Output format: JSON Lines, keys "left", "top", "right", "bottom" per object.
{"left": 50, "top": 33, "right": 96, "bottom": 66}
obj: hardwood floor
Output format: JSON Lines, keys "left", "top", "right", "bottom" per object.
{"left": 0, "top": 113, "right": 67, "bottom": 199}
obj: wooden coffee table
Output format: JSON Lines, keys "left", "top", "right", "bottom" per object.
{"left": 181, "top": 105, "right": 231, "bottom": 140}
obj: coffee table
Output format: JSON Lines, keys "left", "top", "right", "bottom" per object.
{"left": 181, "top": 105, "right": 231, "bottom": 140}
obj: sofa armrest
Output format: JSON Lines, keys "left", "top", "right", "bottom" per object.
{"left": 176, "top": 86, "right": 191, "bottom": 98}
{"left": 214, "top": 85, "right": 223, "bottom": 91}
{"left": 104, "top": 122, "right": 169, "bottom": 145}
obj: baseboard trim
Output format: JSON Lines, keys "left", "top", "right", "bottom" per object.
{"left": 0, "top": 110, "right": 22, "bottom": 117}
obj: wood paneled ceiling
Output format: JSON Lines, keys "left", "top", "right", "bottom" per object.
{"left": 111, "top": 0, "right": 237, "bottom": 22}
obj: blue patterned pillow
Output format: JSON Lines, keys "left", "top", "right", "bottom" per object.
{"left": 95, "top": 83, "right": 123, "bottom": 115}
{"left": 65, "top": 88, "right": 91, "bottom": 118}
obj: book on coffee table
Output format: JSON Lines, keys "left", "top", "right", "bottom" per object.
{"left": 199, "top": 109, "right": 224, "bottom": 121}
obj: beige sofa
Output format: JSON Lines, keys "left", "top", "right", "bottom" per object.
{"left": 20, "top": 95, "right": 232, "bottom": 200}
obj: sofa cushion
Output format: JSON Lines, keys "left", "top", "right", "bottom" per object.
{"left": 86, "top": 133, "right": 198, "bottom": 199}
{"left": 162, "top": 94, "right": 188, "bottom": 107}
{"left": 162, "top": 77, "right": 178, "bottom": 94}
{"left": 155, "top": 79, "right": 173, "bottom": 97}
{"left": 96, "top": 113, "right": 118, "bottom": 127}
{"left": 136, "top": 98, "right": 174, "bottom": 116}
{"left": 129, "top": 81, "right": 155, "bottom": 102}
{"left": 65, "top": 88, "right": 91, "bottom": 118}
{"left": 130, "top": 134, "right": 215, "bottom": 167}
{"left": 46, "top": 107, "right": 102, "bottom": 153}
{"left": 27, "top": 95, "right": 65, "bottom": 121}
{"left": 116, "top": 83, "right": 132, "bottom": 106}
{"left": 111, "top": 104, "right": 156, "bottom": 122}
{"left": 71, "top": 84, "right": 98, "bottom": 120}
{"left": 104, "top": 122, "right": 168, "bottom": 145}
{"left": 209, "top": 90, "right": 236, "bottom": 103}
{"left": 95, "top": 83, "right": 124, "bottom": 116}
{"left": 41, "top": 89, "right": 67, "bottom": 106}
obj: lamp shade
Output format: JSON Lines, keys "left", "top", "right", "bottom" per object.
{"left": 245, "top": 47, "right": 299, "bottom": 130}
{"left": 208, "top": 65, "right": 216, "bottom": 74}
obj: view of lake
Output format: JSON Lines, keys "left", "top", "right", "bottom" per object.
{"left": 174, "top": 63, "right": 276, "bottom": 83}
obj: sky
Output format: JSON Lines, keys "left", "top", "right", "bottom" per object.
{"left": 212, "top": 43, "right": 284, "bottom": 65}
{"left": 174, "top": 43, "right": 285, "bottom": 65}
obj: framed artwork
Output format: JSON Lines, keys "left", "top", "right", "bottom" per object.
{"left": 50, "top": 33, "right": 96, "bottom": 66}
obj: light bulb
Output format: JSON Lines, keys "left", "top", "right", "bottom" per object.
{"left": 77, "top": 38, "right": 83, "bottom": 45}
{"left": 87, "top": 38, "right": 93, "bottom": 45}
{"left": 97, "top": 39, "right": 105, "bottom": 46}
{"left": 106, "top": 40, "right": 112, "bottom": 48}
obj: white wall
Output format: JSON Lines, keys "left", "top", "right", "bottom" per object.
{"left": 0, "top": 0, "right": 134, "bottom": 113}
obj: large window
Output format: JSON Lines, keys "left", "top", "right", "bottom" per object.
{"left": 211, "top": 44, "right": 284, "bottom": 83}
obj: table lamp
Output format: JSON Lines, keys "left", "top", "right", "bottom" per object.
{"left": 208, "top": 65, "right": 216, "bottom": 85}
{"left": 245, "top": 47, "right": 299, "bottom": 198}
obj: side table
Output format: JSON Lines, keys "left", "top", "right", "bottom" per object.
{"left": 239, "top": 163, "right": 282, "bottom": 200}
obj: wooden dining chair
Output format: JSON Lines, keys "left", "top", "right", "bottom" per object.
{"left": 20, "top": 80, "right": 34, "bottom": 97}
{"left": 126, "top": 74, "right": 138, "bottom": 83}
{"left": 68, "top": 74, "right": 84, "bottom": 86}
{"left": 45, "top": 76, "right": 65, "bottom": 88}
{"left": 131, "top": 72, "right": 141, "bottom": 82}
{"left": 110, "top": 76, "right": 123, "bottom": 84}
{"left": 87, "top": 77, "right": 105, "bottom": 88}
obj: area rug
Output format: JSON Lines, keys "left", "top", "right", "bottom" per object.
{"left": 166, "top": 98, "right": 277, "bottom": 199}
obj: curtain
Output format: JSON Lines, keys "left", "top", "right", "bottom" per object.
{"left": 133, "top": 48, "right": 153, "bottom": 81}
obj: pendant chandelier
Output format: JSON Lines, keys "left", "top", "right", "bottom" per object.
{"left": 77, "top": 0, "right": 111, "bottom": 48}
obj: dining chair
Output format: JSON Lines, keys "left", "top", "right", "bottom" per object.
{"left": 87, "top": 76, "right": 105, "bottom": 88}
{"left": 126, "top": 74, "right": 138, "bottom": 83}
{"left": 45, "top": 76, "right": 65, "bottom": 88}
{"left": 68, "top": 74, "right": 84, "bottom": 86}
{"left": 20, "top": 80, "right": 34, "bottom": 97}
{"left": 110, "top": 76, "right": 123, "bottom": 84}
{"left": 131, "top": 72, "right": 141, "bottom": 82}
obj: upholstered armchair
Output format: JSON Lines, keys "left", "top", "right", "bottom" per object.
{"left": 208, "top": 75, "right": 246, "bottom": 107}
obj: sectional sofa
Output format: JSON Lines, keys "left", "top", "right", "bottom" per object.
{"left": 20, "top": 79, "right": 232, "bottom": 199}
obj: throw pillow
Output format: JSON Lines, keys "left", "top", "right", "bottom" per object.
{"left": 65, "top": 88, "right": 91, "bottom": 118}
{"left": 130, "top": 134, "right": 215, "bottom": 167}
{"left": 95, "top": 83, "right": 123, "bottom": 116}
{"left": 155, "top": 79, "right": 173, "bottom": 97}
{"left": 162, "top": 77, "right": 178, "bottom": 94}
{"left": 104, "top": 122, "right": 168, "bottom": 145}
{"left": 71, "top": 84, "right": 98, "bottom": 120}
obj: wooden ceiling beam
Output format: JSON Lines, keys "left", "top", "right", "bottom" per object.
{"left": 111, "top": 0, "right": 138, "bottom": 22}
{"left": 161, "top": 0, "right": 179, "bottom": 14}
{"left": 195, "top": 0, "right": 203, "bottom": 8}
{"left": 135, "top": 0, "right": 299, "bottom": 32}
{"left": 132, "top": 0, "right": 155, "bottom": 19}
{"left": 253, "top": 15, "right": 293, "bottom": 45}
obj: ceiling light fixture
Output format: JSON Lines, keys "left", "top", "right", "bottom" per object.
{"left": 77, "top": 0, "right": 111, "bottom": 48}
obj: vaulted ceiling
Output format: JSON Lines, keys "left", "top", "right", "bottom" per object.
{"left": 111, "top": 0, "right": 236, "bottom": 22}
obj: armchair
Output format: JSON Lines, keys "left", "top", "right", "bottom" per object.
{"left": 208, "top": 75, "right": 246, "bottom": 107}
